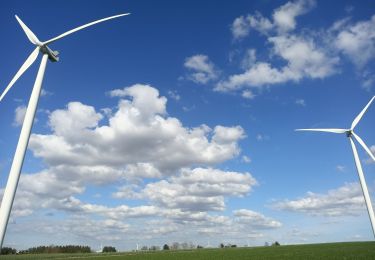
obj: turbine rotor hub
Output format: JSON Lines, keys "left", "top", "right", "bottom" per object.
{"left": 40, "top": 45, "right": 59, "bottom": 62}
{"left": 346, "top": 130, "right": 353, "bottom": 137}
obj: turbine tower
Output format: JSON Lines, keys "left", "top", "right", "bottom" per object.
{"left": 0, "top": 13, "right": 130, "bottom": 248}
{"left": 296, "top": 96, "right": 375, "bottom": 237}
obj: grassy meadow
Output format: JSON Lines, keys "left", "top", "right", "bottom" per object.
{"left": 1, "top": 242, "right": 374, "bottom": 259}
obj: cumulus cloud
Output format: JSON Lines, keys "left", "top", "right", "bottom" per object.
{"left": 335, "top": 15, "right": 375, "bottom": 68}
{"left": 295, "top": 98, "right": 306, "bottom": 106}
{"left": 48, "top": 102, "right": 103, "bottom": 139}
{"left": 241, "top": 49, "right": 257, "bottom": 70}
{"left": 224, "top": 0, "right": 375, "bottom": 94}
{"left": 167, "top": 90, "right": 181, "bottom": 101}
{"left": 30, "top": 84, "right": 245, "bottom": 174}
{"left": 336, "top": 165, "right": 346, "bottom": 172}
{"left": 9, "top": 167, "right": 275, "bottom": 249}
{"left": 140, "top": 168, "right": 257, "bottom": 211}
{"left": 242, "top": 90, "right": 255, "bottom": 99}
{"left": 13, "top": 105, "right": 27, "bottom": 127}
{"left": 272, "top": 0, "right": 316, "bottom": 33}
{"left": 242, "top": 155, "right": 251, "bottom": 163}
{"left": 184, "top": 55, "right": 219, "bottom": 84}
{"left": 234, "top": 209, "right": 282, "bottom": 229}
{"left": 270, "top": 35, "right": 339, "bottom": 78}
{"left": 40, "top": 89, "right": 53, "bottom": 97}
{"left": 216, "top": 35, "right": 338, "bottom": 92}
{"left": 272, "top": 182, "right": 366, "bottom": 217}
{"left": 231, "top": 12, "right": 273, "bottom": 39}
{"left": 231, "top": 0, "right": 316, "bottom": 39}
{"left": 231, "top": 15, "right": 252, "bottom": 39}
{"left": 367, "top": 145, "right": 375, "bottom": 164}
{"left": 3, "top": 83, "right": 276, "bottom": 248}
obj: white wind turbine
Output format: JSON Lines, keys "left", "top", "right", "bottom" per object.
{"left": 0, "top": 13, "right": 130, "bottom": 248}
{"left": 296, "top": 96, "right": 375, "bottom": 237}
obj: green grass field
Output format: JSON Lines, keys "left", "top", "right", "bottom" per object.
{"left": 1, "top": 242, "right": 375, "bottom": 259}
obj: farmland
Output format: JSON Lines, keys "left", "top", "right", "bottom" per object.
{"left": 1, "top": 242, "right": 375, "bottom": 259}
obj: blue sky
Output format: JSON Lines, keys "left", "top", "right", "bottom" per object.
{"left": 0, "top": 0, "right": 375, "bottom": 251}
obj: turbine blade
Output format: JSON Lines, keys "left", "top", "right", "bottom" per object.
{"left": 295, "top": 128, "right": 348, "bottom": 134}
{"left": 349, "top": 136, "right": 375, "bottom": 235}
{"left": 15, "top": 15, "right": 42, "bottom": 46}
{"left": 0, "top": 47, "right": 39, "bottom": 102}
{"left": 43, "top": 13, "right": 130, "bottom": 45}
{"left": 352, "top": 132, "right": 375, "bottom": 162}
{"left": 351, "top": 96, "right": 375, "bottom": 130}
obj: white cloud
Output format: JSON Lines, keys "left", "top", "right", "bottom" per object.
{"left": 270, "top": 35, "right": 339, "bottom": 78}
{"left": 234, "top": 209, "right": 282, "bottom": 229}
{"left": 241, "top": 49, "right": 257, "bottom": 70}
{"left": 242, "top": 155, "right": 251, "bottom": 163}
{"left": 184, "top": 55, "right": 219, "bottom": 84}
{"left": 8, "top": 166, "right": 277, "bottom": 250}
{"left": 11, "top": 84, "right": 257, "bottom": 235}
{"left": 335, "top": 15, "right": 375, "bottom": 68}
{"left": 295, "top": 99, "right": 306, "bottom": 106}
{"left": 242, "top": 90, "right": 255, "bottom": 99}
{"left": 108, "top": 84, "right": 167, "bottom": 119}
{"left": 216, "top": 62, "right": 291, "bottom": 91}
{"left": 336, "top": 165, "right": 346, "bottom": 172}
{"left": 167, "top": 90, "right": 181, "bottom": 101}
{"left": 30, "top": 84, "right": 245, "bottom": 174}
{"left": 142, "top": 168, "right": 257, "bottom": 212}
{"left": 216, "top": 35, "right": 338, "bottom": 92}
{"left": 48, "top": 102, "right": 103, "bottom": 139}
{"left": 272, "top": 0, "right": 316, "bottom": 33}
{"left": 221, "top": 0, "right": 342, "bottom": 95}
{"left": 231, "top": 12, "right": 273, "bottom": 39}
{"left": 232, "top": 16, "right": 251, "bottom": 39}
{"left": 256, "top": 134, "right": 269, "bottom": 141}
{"left": 112, "top": 184, "right": 143, "bottom": 200}
{"left": 13, "top": 105, "right": 27, "bottom": 127}
{"left": 8, "top": 204, "right": 280, "bottom": 249}
{"left": 231, "top": 0, "right": 316, "bottom": 39}
{"left": 368, "top": 145, "right": 375, "bottom": 164}
{"left": 100, "top": 107, "right": 112, "bottom": 117}
{"left": 40, "top": 89, "right": 53, "bottom": 97}
{"left": 272, "top": 182, "right": 366, "bottom": 217}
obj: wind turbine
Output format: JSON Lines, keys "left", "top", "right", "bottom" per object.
{"left": 0, "top": 12, "right": 130, "bottom": 248}
{"left": 296, "top": 96, "right": 375, "bottom": 237}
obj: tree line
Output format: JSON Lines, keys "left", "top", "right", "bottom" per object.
{"left": 1, "top": 241, "right": 281, "bottom": 255}
{"left": 0, "top": 245, "right": 119, "bottom": 255}
{"left": 1, "top": 245, "right": 91, "bottom": 255}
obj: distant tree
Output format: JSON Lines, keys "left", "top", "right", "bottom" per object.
{"left": 149, "top": 245, "right": 159, "bottom": 251}
{"left": 102, "top": 246, "right": 116, "bottom": 253}
{"left": 231, "top": 244, "right": 237, "bottom": 248}
{"left": 272, "top": 241, "right": 280, "bottom": 246}
{"left": 181, "top": 242, "right": 189, "bottom": 250}
{"left": 163, "top": 244, "right": 170, "bottom": 250}
{"left": 23, "top": 245, "right": 91, "bottom": 254}
{"left": 220, "top": 243, "right": 224, "bottom": 248}
{"left": 141, "top": 246, "right": 148, "bottom": 251}
{"left": 197, "top": 245, "right": 204, "bottom": 249}
{"left": 1, "top": 247, "right": 17, "bottom": 255}
{"left": 171, "top": 242, "right": 180, "bottom": 250}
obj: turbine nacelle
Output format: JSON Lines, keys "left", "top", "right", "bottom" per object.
{"left": 40, "top": 45, "right": 59, "bottom": 62}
